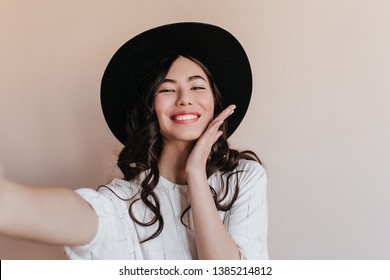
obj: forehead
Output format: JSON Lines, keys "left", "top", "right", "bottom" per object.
{"left": 165, "top": 56, "right": 208, "bottom": 79}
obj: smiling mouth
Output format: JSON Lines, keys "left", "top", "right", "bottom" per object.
{"left": 170, "top": 112, "right": 201, "bottom": 124}
{"left": 172, "top": 114, "right": 199, "bottom": 121}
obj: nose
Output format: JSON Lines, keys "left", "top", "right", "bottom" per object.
{"left": 175, "top": 89, "right": 193, "bottom": 106}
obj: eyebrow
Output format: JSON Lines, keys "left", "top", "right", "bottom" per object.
{"left": 161, "top": 75, "right": 207, "bottom": 84}
{"left": 188, "top": 75, "right": 207, "bottom": 82}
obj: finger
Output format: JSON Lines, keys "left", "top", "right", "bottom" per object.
{"left": 213, "top": 104, "right": 236, "bottom": 123}
{"left": 201, "top": 120, "right": 222, "bottom": 142}
{"left": 199, "top": 105, "right": 236, "bottom": 144}
{"left": 204, "top": 120, "right": 224, "bottom": 139}
{"left": 195, "top": 129, "right": 222, "bottom": 159}
{"left": 208, "top": 105, "right": 235, "bottom": 130}
{"left": 212, "top": 130, "right": 223, "bottom": 143}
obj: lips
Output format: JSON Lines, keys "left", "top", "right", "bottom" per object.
{"left": 170, "top": 111, "right": 200, "bottom": 124}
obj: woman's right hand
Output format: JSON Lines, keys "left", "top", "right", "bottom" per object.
{"left": 0, "top": 172, "right": 98, "bottom": 246}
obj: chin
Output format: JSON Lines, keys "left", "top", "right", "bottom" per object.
{"left": 162, "top": 131, "right": 203, "bottom": 143}
{"left": 176, "top": 132, "right": 202, "bottom": 142}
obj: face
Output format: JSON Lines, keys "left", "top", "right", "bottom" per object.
{"left": 154, "top": 56, "right": 215, "bottom": 144}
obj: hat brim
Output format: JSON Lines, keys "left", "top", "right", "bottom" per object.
{"left": 101, "top": 22, "right": 252, "bottom": 144}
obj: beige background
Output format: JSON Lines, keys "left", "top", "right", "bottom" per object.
{"left": 1, "top": 0, "right": 389, "bottom": 259}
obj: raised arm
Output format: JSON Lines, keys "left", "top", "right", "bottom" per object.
{"left": 0, "top": 177, "right": 98, "bottom": 246}
{"left": 185, "top": 105, "right": 241, "bottom": 259}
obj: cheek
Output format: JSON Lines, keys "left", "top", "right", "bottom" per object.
{"left": 154, "top": 96, "right": 168, "bottom": 123}
{"left": 203, "top": 95, "right": 215, "bottom": 121}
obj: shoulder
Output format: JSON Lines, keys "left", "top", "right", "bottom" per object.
{"left": 75, "top": 178, "right": 141, "bottom": 205}
{"left": 231, "top": 160, "right": 268, "bottom": 209}
{"left": 72, "top": 178, "right": 142, "bottom": 230}
{"left": 232, "top": 159, "right": 268, "bottom": 201}
{"left": 235, "top": 159, "right": 267, "bottom": 184}
{"left": 210, "top": 159, "right": 266, "bottom": 182}
{"left": 209, "top": 159, "right": 267, "bottom": 194}
{"left": 98, "top": 178, "right": 141, "bottom": 201}
{"left": 236, "top": 159, "right": 265, "bottom": 174}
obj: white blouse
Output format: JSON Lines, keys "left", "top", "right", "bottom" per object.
{"left": 64, "top": 159, "right": 268, "bottom": 260}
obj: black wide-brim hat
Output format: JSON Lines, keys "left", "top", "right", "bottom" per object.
{"left": 101, "top": 22, "right": 252, "bottom": 145}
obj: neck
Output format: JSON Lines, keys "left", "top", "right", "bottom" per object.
{"left": 158, "top": 140, "right": 195, "bottom": 185}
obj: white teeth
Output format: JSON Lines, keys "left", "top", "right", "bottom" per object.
{"left": 174, "top": 114, "right": 198, "bottom": 121}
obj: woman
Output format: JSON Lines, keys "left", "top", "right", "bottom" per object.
{"left": 0, "top": 22, "right": 268, "bottom": 260}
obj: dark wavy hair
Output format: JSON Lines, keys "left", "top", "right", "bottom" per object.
{"left": 100, "top": 54, "right": 261, "bottom": 242}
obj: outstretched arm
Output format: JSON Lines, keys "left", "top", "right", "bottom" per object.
{"left": 185, "top": 104, "right": 240, "bottom": 259}
{"left": 0, "top": 177, "right": 98, "bottom": 246}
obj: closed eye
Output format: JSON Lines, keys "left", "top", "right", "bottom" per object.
{"left": 191, "top": 86, "right": 206, "bottom": 91}
{"left": 158, "top": 88, "right": 176, "bottom": 94}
